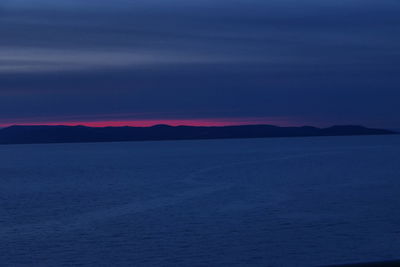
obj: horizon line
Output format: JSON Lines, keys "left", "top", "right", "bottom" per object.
{"left": 0, "top": 123, "right": 391, "bottom": 130}
{"left": 0, "top": 117, "right": 301, "bottom": 128}
{"left": 0, "top": 118, "right": 396, "bottom": 130}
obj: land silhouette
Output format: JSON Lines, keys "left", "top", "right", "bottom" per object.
{"left": 0, "top": 124, "right": 396, "bottom": 145}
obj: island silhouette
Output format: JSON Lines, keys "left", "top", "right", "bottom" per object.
{"left": 0, "top": 124, "right": 396, "bottom": 145}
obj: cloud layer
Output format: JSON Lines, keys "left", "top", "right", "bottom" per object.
{"left": 1, "top": 0, "right": 399, "bottom": 127}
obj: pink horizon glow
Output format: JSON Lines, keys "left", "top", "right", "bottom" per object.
{"left": 0, "top": 117, "right": 305, "bottom": 128}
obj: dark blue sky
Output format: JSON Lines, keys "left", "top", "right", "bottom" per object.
{"left": 1, "top": 0, "right": 399, "bottom": 127}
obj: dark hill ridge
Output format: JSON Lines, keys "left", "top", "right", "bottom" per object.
{"left": 0, "top": 124, "right": 396, "bottom": 145}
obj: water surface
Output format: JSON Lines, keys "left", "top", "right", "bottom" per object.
{"left": 1, "top": 135, "right": 400, "bottom": 266}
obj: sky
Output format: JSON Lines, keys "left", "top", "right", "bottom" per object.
{"left": 0, "top": 0, "right": 399, "bottom": 128}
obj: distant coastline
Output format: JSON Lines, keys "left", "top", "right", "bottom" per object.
{"left": 0, "top": 124, "right": 396, "bottom": 145}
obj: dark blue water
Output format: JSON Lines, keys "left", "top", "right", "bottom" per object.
{"left": 1, "top": 135, "right": 400, "bottom": 266}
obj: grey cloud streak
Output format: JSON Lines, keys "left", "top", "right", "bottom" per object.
{"left": 0, "top": 0, "right": 399, "bottom": 127}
